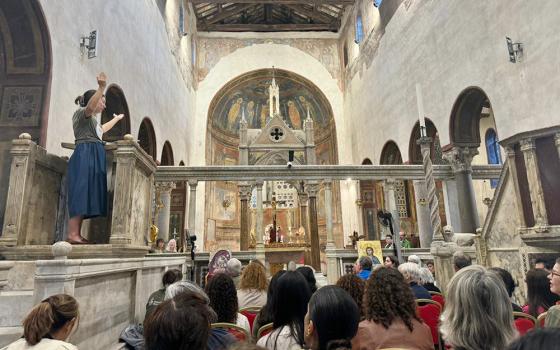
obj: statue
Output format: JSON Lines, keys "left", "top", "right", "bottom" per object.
{"left": 443, "top": 225, "right": 476, "bottom": 247}
{"left": 349, "top": 231, "right": 365, "bottom": 249}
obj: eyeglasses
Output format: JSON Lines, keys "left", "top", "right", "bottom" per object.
{"left": 549, "top": 270, "right": 560, "bottom": 278}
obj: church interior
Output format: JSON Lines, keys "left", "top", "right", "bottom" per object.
{"left": 0, "top": 0, "right": 560, "bottom": 349}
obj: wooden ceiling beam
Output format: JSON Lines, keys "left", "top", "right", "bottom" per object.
{"left": 189, "top": 1, "right": 354, "bottom": 4}
{"left": 198, "top": 23, "right": 339, "bottom": 32}
{"left": 203, "top": 3, "right": 255, "bottom": 24}
{"left": 282, "top": 4, "right": 338, "bottom": 24}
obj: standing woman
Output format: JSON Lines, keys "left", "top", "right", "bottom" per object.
{"left": 67, "top": 72, "right": 123, "bottom": 243}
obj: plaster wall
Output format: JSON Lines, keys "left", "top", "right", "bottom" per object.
{"left": 344, "top": 0, "right": 560, "bottom": 165}
{"left": 38, "top": 0, "right": 196, "bottom": 164}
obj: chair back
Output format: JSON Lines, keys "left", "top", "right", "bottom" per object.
{"left": 256, "top": 323, "right": 274, "bottom": 341}
{"left": 513, "top": 312, "right": 537, "bottom": 336}
{"left": 211, "top": 322, "right": 250, "bottom": 342}
{"left": 416, "top": 299, "right": 442, "bottom": 346}
{"left": 239, "top": 306, "right": 261, "bottom": 333}
{"left": 537, "top": 312, "right": 547, "bottom": 328}
{"left": 429, "top": 292, "right": 445, "bottom": 310}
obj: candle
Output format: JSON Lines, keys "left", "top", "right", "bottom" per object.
{"left": 415, "top": 83, "right": 426, "bottom": 130}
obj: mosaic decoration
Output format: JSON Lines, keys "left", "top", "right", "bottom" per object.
{"left": 0, "top": 86, "right": 43, "bottom": 127}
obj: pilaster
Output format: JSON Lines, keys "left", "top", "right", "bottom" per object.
{"left": 520, "top": 138, "right": 548, "bottom": 230}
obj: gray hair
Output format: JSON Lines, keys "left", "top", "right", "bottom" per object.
{"left": 226, "top": 258, "right": 242, "bottom": 277}
{"left": 418, "top": 267, "right": 435, "bottom": 284}
{"left": 165, "top": 281, "right": 208, "bottom": 303}
{"left": 398, "top": 262, "right": 421, "bottom": 283}
{"left": 440, "top": 265, "right": 516, "bottom": 350}
{"left": 407, "top": 254, "right": 421, "bottom": 265}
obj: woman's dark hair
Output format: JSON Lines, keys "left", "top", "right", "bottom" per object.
{"left": 325, "top": 339, "right": 352, "bottom": 350}
{"left": 162, "top": 269, "right": 183, "bottom": 287}
{"left": 525, "top": 269, "right": 559, "bottom": 317}
{"left": 308, "top": 286, "right": 359, "bottom": 350}
{"left": 297, "top": 266, "right": 317, "bottom": 294}
{"left": 268, "top": 271, "right": 311, "bottom": 348}
{"left": 22, "top": 294, "right": 79, "bottom": 346}
{"left": 144, "top": 291, "right": 213, "bottom": 350}
{"left": 205, "top": 273, "right": 238, "bottom": 323}
{"left": 364, "top": 266, "right": 421, "bottom": 331}
{"left": 384, "top": 255, "right": 399, "bottom": 267}
{"left": 256, "top": 270, "right": 286, "bottom": 330}
{"left": 156, "top": 238, "right": 165, "bottom": 246}
{"left": 74, "top": 89, "right": 96, "bottom": 107}
{"left": 489, "top": 267, "right": 516, "bottom": 297}
{"left": 336, "top": 274, "right": 365, "bottom": 319}
{"left": 507, "top": 328, "right": 560, "bottom": 350}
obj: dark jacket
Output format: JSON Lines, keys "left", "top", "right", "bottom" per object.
{"left": 410, "top": 282, "right": 432, "bottom": 300}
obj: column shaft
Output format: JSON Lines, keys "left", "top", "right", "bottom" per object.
{"left": 308, "top": 183, "right": 321, "bottom": 271}
{"left": 520, "top": 139, "right": 548, "bottom": 228}
{"left": 187, "top": 181, "right": 197, "bottom": 239}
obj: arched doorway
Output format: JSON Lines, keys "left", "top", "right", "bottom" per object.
{"left": 359, "top": 158, "right": 378, "bottom": 240}
{"left": 161, "top": 141, "right": 174, "bottom": 166}
{"left": 0, "top": 0, "right": 51, "bottom": 231}
{"left": 100, "top": 85, "right": 131, "bottom": 142}
{"left": 138, "top": 117, "right": 157, "bottom": 161}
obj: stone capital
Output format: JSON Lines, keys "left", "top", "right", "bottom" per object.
{"left": 555, "top": 133, "right": 560, "bottom": 147}
{"left": 187, "top": 180, "right": 198, "bottom": 188}
{"left": 238, "top": 184, "right": 252, "bottom": 199}
{"left": 322, "top": 180, "right": 332, "bottom": 190}
{"left": 443, "top": 146, "right": 479, "bottom": 173}
{"left": 519, "top": 138, "right": 536, "bottom": 152}
{"left": 383, "top": 178, "right": 397, "bottom": 191}
{"left": 155, "top": 181, "right": 176, "bottom": 193}
{"left": 306, "top": 182, "right": 319, "bottom": 197}
{"left": 504, "top": 146, "right": 516, "bottom": 158}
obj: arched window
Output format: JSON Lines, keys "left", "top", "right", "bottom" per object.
{"left": 355, "top": 14, "right": 364, "bottom": 44}
{"left": 485, "top": 128, "right": 502, "bottom": 188}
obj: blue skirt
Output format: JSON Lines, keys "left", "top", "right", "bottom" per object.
{"left": 68, "top": 142, "right": 107, "bottom": 219}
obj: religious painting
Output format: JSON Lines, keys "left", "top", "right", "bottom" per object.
{"left": 208, "top": 249, "right": 231, "bottom": 274}
{"left": 357, "top": 241, "right": 383, "bottom": 265}
{"left": 212, "top": 186, "right": 237, "bottom": 222}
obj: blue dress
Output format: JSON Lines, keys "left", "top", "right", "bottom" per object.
{"left": 67, "top": 107, "right": 107, "bottom": 219}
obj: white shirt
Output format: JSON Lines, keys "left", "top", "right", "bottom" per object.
{"left": 256, "top": 326, "right": 303, "bottom": 350}
{"left": 236, "top": 313, "right": 251, "bottom": 334}
{"left": 1, "top": 338, "right": 77, "bottom": 350}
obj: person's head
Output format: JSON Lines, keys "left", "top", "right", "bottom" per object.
{"left": 363, "top": 267, "right": 420, "bottom": 331}
{"left": 525, "top": 269, "right": 559, "bottom": 316}
{"left": 384, "top": 255, "right": 398, "bottom": 268}
{"left": 239, "top": 260, "right": 268, "bottom": 291}
{"left": 144, "top": 291, "right": 213, "bottom": 350}
{"left": 385, "top": 235, "right": 393, "bottom": 244}
{"left": 74, "top": 89, "right": 105, "bottom": 114}
{"left": 407, "top": 254, "right": 421, "bottom": 265}
{"left": 399, "top": 231, "right": 405, "bottom": 240}
{"left": 205, "top": 273, "right": 238, "bottom": 324}
{"left": 166, "top": 239, "right": 177, "bottom": 252}
{"left": 165, "top": 281, "right": 209, "bottom": 304}
{"left": 335, "top": 274, "right": 365, "bottom": 319}
{"left": 162, "top": 269, "right": 183, "bottom": 288}
{"left": 270, "top": 271, "right": 312, "bottom": 347}
{"left": 535, "top": 259, "right": 546, "bottom": 270}
{"left": 506, "top": 328, "right": 560, "bottom": 350}
{"left": 304, "top": 286, "right": 359, "bottom": 350}
{"left": 548, "top": 257, "right": 560, "bottom": 296}
{"left": 226, "top": 258, "right": 242, "bottom": 278}
{"left": 156, "top": 238, "right": 165, "bottom": 249}
{"left": 22, "top": 294, "right": 79, "bottom": 346}
{"left": 488, "top": 267, "right": 516, "bottom": 298}
{"left": 440, "top": 265, "right": 516, "bottom": 350}
{"left": 365, "top": 247, "right": 374, "bottom": 256}
{"left": 397, "top": 262, "right": 421, "bottom": 284}
{"left": 453, "top": 253, "right": 472, "bottom": 272}
{"left": 358, "top": 256, "right": 372, "bottom": 272}
{"left": 418, "top": 267, "right": 435, "bottom": 285}
{"left": 297, "top": 266, "right": 318, "bottom": 294}
{"left": 426, "top": 260, "right": 435, "bottom": 274}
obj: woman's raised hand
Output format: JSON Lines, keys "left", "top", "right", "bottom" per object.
{"left": 113, "top": 113, "right": 124, "bottom": 120}
{"left": 97, "top": 72, "right": 107, "bottom": 88}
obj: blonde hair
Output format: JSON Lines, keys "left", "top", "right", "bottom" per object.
{"left": 440, "top": 265, "right": 516, "bottom": 350}
{"left": 23, "top": 294, "right": 79, "bottom": 345}
{"left": 239, "top": 261, "right": 268, "bottom": 291}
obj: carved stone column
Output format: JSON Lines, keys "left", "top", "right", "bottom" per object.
{"left": 520, "top": 138, "right": 548, "bottom": 229}
{"left": 187, "top": 180, "right": 198, "bottom": 239}
{"left": 443, "top": 146, "right": 480, "bottom": 233}
{"left": 505, "top": 146, "right": 527, "bottom": 228}
{"left": 413, "top": 180, "right": 432, "bottom": 248}
{"left": 255, "top": 181, "right": 265, "bottom": 263}
{"left": 238, "top": 184, "right": 252, "bottom": 251}
{"left": 384, "top": 179, "right": 402, "bottom": 262}
{"left": 156, "top": 182, "right": 176, "bottom": 241}
{"left": 298, "top": 192, "right": 309, "bottom": 240}
{"left": 307, "top": 181, "right": 321, "bottom": 271}
{"left": 324, "top": 181, "right": 338, "bottom": 283}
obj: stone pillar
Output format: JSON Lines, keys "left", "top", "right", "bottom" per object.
{"left": 238, "top": 184, "right": 251, "bottom": 251}
{"left": 384, "top": 179, "right": 403, "bottom": 262}
{"left": 156, "top": 182, "right": 176, "bottom": 241}
{"left": 413, "top": 180, "right": 432, "bottom": 248}
{"left": 307, "top": 182, "right": 321, "bottom": 271}
{"left": 520, "top": 138, "right": 548, "bottom": 229}
{"left": 504, "top": 146, "right": 527, "bottom": 228}
{"left": 187, "top": 180, "right": 198, "bottom": 239}
{"left": 430, "top": 240, "right": 458, "bottom": 294}
{"left": 443, "top": 146, "right": 479, "bottom": 233}
{"left": 255, "top": 181, "right": 265, "bottom": 264}
{"left": 555, "top": 133, "right": 560, "bottom": 161}
{"left": 324, "top": 181, "right": 338, "bottom": 283}
{"left": 299, "top": 192, "right": 309, "bottom": 240}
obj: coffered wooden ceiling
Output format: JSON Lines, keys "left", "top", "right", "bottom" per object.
{"left": 189, "top": 1, "right": 354, "bottom": 32}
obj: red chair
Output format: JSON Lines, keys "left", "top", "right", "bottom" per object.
{"left": 416, "top": 299, "right": 442, "bottom": 349}
{"left": 211, "top": 323, "right": 250, "bottom": 342}
{"left": 239, "top": 306, "right": 261, "bottom": 333}
{"left": 429, "top": 291, "right": 445, "bottom": 310}
{"left": 513, "top": 312, "right": 537, "bottom": 335}
{"left": 257, "top": 323, "right": 274, "bottom": 341}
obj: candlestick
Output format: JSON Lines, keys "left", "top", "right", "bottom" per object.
{"left": 416, "top": 83, "right": 426, "bottom": 130}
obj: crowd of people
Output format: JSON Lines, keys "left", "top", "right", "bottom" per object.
{"left": 5, "top": 255, "right": 560, "bottom": 350}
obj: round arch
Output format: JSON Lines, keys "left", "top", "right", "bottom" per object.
{"left": 101, "top": 84, "right": 131, "bottom": 142}
{"left": 408, "top": 119, "right": 443, "bottom": 164}
{"left": 362, "top": 158, "right": 373, "bottom": 165}
{"left": 380, "top": 140, "right": 403, "bottom": 165}
{"left": 449, "top": 86, "right": 492, "bottom": 147}
{"left": 138, "top": 117, "right": 157, "bottom": 160}
{"left": 161, "top": 141, "right": 174, "bottom": 166}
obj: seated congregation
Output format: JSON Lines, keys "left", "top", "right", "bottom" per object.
{"left": 5, "top": 256, "right": 560, "bottom": 350}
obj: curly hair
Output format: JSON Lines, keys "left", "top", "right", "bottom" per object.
{"left": 363, "top": 266, "right": 420, "bottom": 331}
{"left": 206, "top": 273, "right": 238, "bottom": 323}
{"left": 239, "top": 261, "right": 268, "bottom": 291}
{"left": 336, "top": 274, "right": 365, "bottom": 318}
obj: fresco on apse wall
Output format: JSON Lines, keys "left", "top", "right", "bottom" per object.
{"left": 197, "top": 38, "right": 340, "bottom": 83}
{"left": 211, "top": 76, "right": 331, "bottom": 135}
